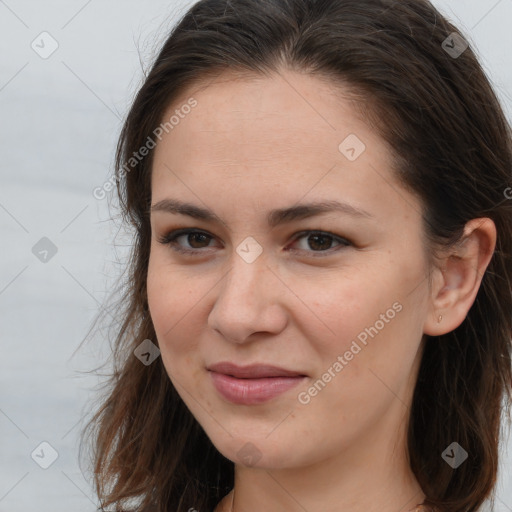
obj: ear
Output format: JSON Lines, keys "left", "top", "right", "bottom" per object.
{"left": 423, "top": 218, "right": 496, "bottom": 336}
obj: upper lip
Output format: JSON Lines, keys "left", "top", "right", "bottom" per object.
{"left": 207, "top": 362, "right": 306, "bottom": 379}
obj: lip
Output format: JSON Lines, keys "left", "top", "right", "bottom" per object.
{"left": 207, "top": 362, "right": 307, "bottom": 405}
{"left": 208, "top": 362, "right": 306, "bottom": 378}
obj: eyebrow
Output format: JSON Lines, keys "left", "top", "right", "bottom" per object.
{"left": 150, "top": 198, "right": 374, "bottom": 228}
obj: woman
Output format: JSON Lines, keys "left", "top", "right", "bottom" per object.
{"left": 80, "top": 1, "right": 512, "bottom": 511}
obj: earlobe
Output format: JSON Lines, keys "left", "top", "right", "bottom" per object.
{"left": 423, "top": 218, "right": 496, "bottom": 337}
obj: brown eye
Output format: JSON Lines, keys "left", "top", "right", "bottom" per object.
{"left": 158, "top": 228, "right": 351, "bottom": 258}
{"left": 289, "top": 231, "right": 351, "bottom": 256}
{"left": 158, "top": 229, "right": 218, "bottom": 255}
{"left": 183, "top": 232, "right": 212, "bottom": 249}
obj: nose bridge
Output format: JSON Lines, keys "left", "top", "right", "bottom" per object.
{"left": 208, "top": 245, "right": 287, "bottom": 342}
{"left": 220, "top": 247, "right": 269, "bottom": 312}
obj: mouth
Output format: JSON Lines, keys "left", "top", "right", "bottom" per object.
{"left": 207, "top": 362, "right": 308, "bottom": 405}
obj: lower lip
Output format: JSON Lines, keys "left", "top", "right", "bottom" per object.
{"left": 209, "top": 371, "right": 306, "bottom": 405}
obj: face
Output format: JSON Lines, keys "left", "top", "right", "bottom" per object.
{"left": 147, "top": 69, "right": 432, "bottom": 470}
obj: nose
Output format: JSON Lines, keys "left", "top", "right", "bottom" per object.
{"left": 207, "top": 250, "right": 288, "bottom": 344}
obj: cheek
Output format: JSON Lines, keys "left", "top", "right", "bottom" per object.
{"left": 289, "top": 264, "right": 400, "bottom": 354}
{"left": 292, "top": 256, "right": 425, "bottom": 387}
{"left": 147, "top": 274, "right": 204, "bottom": 396}
{"left": 146, "top": 252, "right": 200, "bottom": 362}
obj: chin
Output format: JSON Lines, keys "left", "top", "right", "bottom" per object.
{"left": 206, "top": 430, "right": 309, "bottom": 469}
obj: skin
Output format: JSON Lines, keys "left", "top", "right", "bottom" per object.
{"left": 146, "top": 69, "right": 496, "bottom": 512}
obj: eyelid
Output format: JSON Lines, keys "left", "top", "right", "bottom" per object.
{"left": 157, "top": 228, "right": 352, "bottom": 256}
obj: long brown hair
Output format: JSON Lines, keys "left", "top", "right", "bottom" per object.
{"left": 80, "top": 1, "right": 512, "bottom": 511}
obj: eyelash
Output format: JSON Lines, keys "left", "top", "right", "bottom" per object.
{"left": 157, "top": 228, "right": 352, "bottom": 257}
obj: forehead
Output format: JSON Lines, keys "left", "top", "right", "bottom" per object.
{"left": 150, "top": 69, "right": 421, "bottom": 226}
{"left": 158, "top": 70, "right": 368, "bottom": 153}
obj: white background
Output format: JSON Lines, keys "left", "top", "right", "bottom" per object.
{"left": 0, "top": 1, "right": 511, "bottom": 511}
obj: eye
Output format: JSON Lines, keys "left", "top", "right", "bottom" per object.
{"left": 157, "top": 228, "right": 219, "bottom": 255}
{"left": 157, "top": 228, "right": 351, "bottom": 257}
{"left": 288, "top": 230, "right": 351, "bottom": 256}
